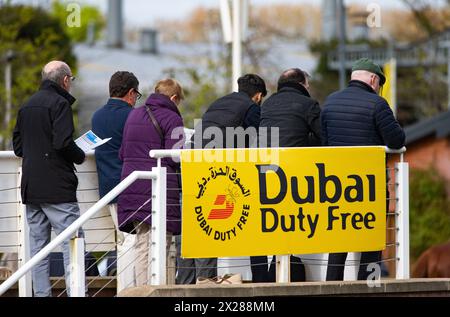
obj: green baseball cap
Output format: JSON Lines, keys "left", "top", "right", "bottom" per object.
{"left": 351, "top": 58, "right": 386, "bottom": 86}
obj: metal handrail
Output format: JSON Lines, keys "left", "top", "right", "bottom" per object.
{"left": 0, "top": 170, "right": 157, "bottom": 296}
{"left": 150, "top": 146, "right": 406, "bottom": 159}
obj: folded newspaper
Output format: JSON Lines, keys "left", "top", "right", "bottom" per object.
{"left": 75, "top": 130, "right": 111, "bottom": 153}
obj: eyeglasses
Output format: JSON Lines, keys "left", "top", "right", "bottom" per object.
{"left": 66, "top": 74, "right": 76, "bottom": 82}
{"left": 134, "top": 89, "right": 142, "bottom": 100}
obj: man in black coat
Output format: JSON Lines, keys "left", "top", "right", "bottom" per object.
{"left": 13, "top": 61, "right": 85, "bottom": 296}
{"left": 321, "top": 58, "right": 405, "bottom": 281}
{"left": 191, "top": 73, "right": 266, "bottom": 149}
{"left": 257, "top": 68, "right": 321, "bottom": 282}
{"left": 260, "top": 68, "right": 321, "bottom": 148}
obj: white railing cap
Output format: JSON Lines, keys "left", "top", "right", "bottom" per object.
{"left": 149, "top": 146, "right": 406, "bottom": 159}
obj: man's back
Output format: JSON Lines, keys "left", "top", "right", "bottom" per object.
{"left": 260, "top": 86, "right": 321, "bottom": 147}
{"left": 193, "top": 92, "right": 256, "bottom": 149}
{"left": 321, "top": 80, "right": 405, "bottom": 148}
{"left": 13, "top": 80, "right": 84, "bottom": 204}
{"left": 17, "top": 82, "right": 74, "bottom": 158}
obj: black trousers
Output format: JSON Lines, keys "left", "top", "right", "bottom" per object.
{"left": 251, "top": 255, "right": 306, "bottom": 282}
{"left": 250, "top": 256, "right": 272, "bottom": 282}
{"left": 327, "top": 186, "right": 389, "bottom": 281}
{"left": 326, "top": 251, "right": 382, "bottom": 281}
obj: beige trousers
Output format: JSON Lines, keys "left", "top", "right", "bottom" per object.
{"left": 134, "top": 222, "right": 175, "bottom": 286}
{"left": 109, "top": 204, "right": 137, "bottom": 292}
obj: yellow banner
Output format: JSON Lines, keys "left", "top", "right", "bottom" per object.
{"left": 180, "top": 147, "right": 386, "bottom": 257}
{"left": 381, "top": 58, "right": 396, "bottom": 115}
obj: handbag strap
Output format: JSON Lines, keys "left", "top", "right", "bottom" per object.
{"left": 145, "top": 105, "right": 164, "bottom": 148}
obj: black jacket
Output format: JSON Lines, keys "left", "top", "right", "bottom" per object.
{"left": 13, "top": 80, "right": 85, "bottom": 204}
{"left": 259, "top": 83, "right": 321, "bottom": 147}
{"left": 191, "top": 92, "right": 258, "bottom": 149}
{"left": 320, "top": 80, "right": 405, "bottom": 148}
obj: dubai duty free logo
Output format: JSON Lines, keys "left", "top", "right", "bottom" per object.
{"left": 194, "top": 166, "right": 252, "bottom": 241}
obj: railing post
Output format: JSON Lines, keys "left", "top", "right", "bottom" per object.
{"left": 69, "top": 236, "right": 86, "bottom": 297}
{"left": 150, "top": 161, "right": 167, "bottom": 285}
{"left": 17, "top": 167, "right": 32, "bottom": 297}
{"left": 395, "top": 162, "right": 410, "bottom": 279}
{"left": 276, "top": 255, "right": 290, "bottom": 283}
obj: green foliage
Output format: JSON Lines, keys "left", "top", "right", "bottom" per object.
{"left": 308, "top": 40, "right": 340, "bottom": 104}
{"left": 166, "top": 67, "right": 224, "bottom": 129}
{"left": 0, "top": 4, "right": 76, "bottom": 149}
{"left": 397, "top": 64, "right": 447, "bottom": 125}
{"left": 409, "top": 168, "right": 450, "bottom": 260}
{"left": 51, "top": 1, "right": 105, "bottom": 43}
{"left": 308, "top": 37, "right": 448, "bottom": 125}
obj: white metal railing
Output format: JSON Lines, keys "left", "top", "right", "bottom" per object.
{"left": 150, "top": 146, "right": 410, "bottom": 282}
{"left": 0, "top": 157, "right": 165, "bottom": 296}
{"left": 0, "top": 146, "right": 409, "bottom": 296}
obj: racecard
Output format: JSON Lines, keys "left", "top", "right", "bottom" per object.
{"left": 181, "top": 147, "right": 386, "bottom": 257}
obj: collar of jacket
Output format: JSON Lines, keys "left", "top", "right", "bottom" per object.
{"left": 145, "top": 93, "right": 181, "bottom": 116}
{"left": 107, "top": 98, "right": 132, "bottom": 108}
{"left": 277, "top": 82, "right": 311, "bottom": 97}
{"left": 233, "top": 91, "right": 257, "bottom": 105}
{"left": 40, "top": 79, "right": 76, "bottom": 105}
{"left": 348, "top": 80, "right": 376, "bottom": 94}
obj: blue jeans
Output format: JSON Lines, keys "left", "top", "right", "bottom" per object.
{"left": 26, "top": 203, "right": 84, "bottom": 297}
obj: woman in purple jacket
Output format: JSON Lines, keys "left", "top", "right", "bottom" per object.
{"left": 117, "top": 79, "right": 185, "bottom": 286}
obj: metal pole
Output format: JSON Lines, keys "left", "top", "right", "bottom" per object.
{"left": 395, "top": 162, "right": 410, "bottom": 279}
{"left": 150, "top": 165, "right": 167, "bottom": 285}
{"left": 4, "top": 51, "right": 13, "bottom": 142}
{"left": 276, "top": 255, "right": 290, "bottom": 283}
{"left": 337, "top": 0, "right": 347, "bottom": 90}
{"left": 220, "top": 0, "right": 232, "bottom": 43}
{"left": 17, "top": 167, "right": 32, "bottom": 297}
{"left": 69, "top": 237, "right": 85, "bottom": 297}
{"left": 232, "top": 0, "right": 242, "bottom": 92}
{"left": 107, "top": 0, "right": 123, "bottom": 48}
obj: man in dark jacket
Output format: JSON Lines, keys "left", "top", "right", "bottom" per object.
{"left": 178, "top": 74, "right": 267, "bottom": 284}
{"left": 258, "top": 68, "right": 321, "bottom": 282}
{"left": 12, "top": 61, "right": 85, "bottom": 296}
{"left": 260, "top": 68, "right": 321, "bottom": 147}
{"left": 191, "top": 73, "right": 266, "bottom": 149}
{"left": 91, "top": 71, "right": 140, "bottom": 292}
{"left": 321, "top": 58, "right": 405, "bottom": 281}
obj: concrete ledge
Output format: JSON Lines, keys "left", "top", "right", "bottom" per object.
{"left": 118, "top": 278, "right": 450, "bottom": 297}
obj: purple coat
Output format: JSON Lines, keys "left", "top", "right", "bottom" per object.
{"left": 117, "top": 93, "right": 184, "bottom": 234}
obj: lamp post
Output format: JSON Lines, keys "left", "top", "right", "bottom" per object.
{"left": 3, "top": 50, "right": 15, "bottom": 150}
{"left": 337, "top": 0, "right": 347, "bottom": 90}
{"left": 4, "top": 50, "right": 14, "bottom": 130}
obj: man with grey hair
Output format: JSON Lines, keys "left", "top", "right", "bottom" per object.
{"left": 321, "top": 58, "right": 405, "bottom": 281}
{"left": 13, "top": 61, "right": 85, "bottom": 296}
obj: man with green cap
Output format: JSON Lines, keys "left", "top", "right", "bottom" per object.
{"left": 320, "top": 57, "right": 405, "bottom": 281}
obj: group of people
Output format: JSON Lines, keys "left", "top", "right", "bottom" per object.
{"left": 12, "top": 57, "right": 405, "bottom": 296}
